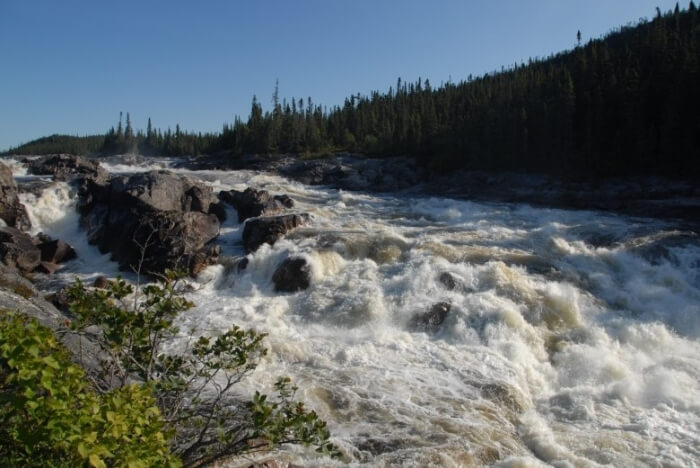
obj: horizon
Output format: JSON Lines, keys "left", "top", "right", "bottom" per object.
{"left": 0, "top": 0, "right": 683, "bottom": 151}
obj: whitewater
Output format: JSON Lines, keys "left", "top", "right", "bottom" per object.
{"left": 11, "top": 158, "right": 700, "bottom": 467}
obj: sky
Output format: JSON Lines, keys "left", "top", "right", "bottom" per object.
{"left": 0, "top": 0, "right": 684, "bottom": 151}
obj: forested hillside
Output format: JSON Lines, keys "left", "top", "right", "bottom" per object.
{"left": 6, "top": 3, "right": 699, "bottom": 177}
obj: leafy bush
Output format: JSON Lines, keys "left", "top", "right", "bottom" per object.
{"left": 66, "top": 271, "right": 339, "bottom": 466}
{"left": 0, "top": 310, "right": 178, "bottom": 467}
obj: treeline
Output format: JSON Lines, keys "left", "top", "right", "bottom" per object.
{"left": 5, "top": 134, "right": 105, "bottom": 156}
{"left": 6, "top": 3, "right": 700, "bottom": 177}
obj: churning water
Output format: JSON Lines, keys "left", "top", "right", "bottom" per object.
{"left": 12, "top": 158, "right": 700, "bottom": 467}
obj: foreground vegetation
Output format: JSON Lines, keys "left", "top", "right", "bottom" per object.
{"left": 6, "top": 3, "right": 699, "bottom": 178}
{"left": 0, "top": 272, "right": 338, "bottom": 466}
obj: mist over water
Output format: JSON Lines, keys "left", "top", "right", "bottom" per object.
{"left": 12, "top": 158, "right": 700, "bottom": 467}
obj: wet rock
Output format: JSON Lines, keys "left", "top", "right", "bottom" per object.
{"left": 242, "top": 214, "right": 309, "bottom": 253}
{"left": 439, "top": 272, "right": 460, "bottom": 290}
{"left": 93, "top": 275, "right": 109, "bottom": 289}
{"left": 35, "top": 261, "right": 60, "bottom": 274}
{"left": 272, "top": 257, "right": 310, "bottom": 292}
{"left": 26, "top": 154, "right": 108, "bottom": 182}
{"left": 237, "top": 257, "right": 249, "bottom": 272}
{"left": 38, "top": 239, "right": 77, "bottom": 264}
{"left": 408, "top": 302, "right": 451, "bottom": 333}
{"left": 219, "top": 187, "right": 295, "bottom": 222}
{"left": 0, "top": 226, "right": 41, "bottom": 273}
{"left": 0, "top": 161, "right": 31, "bottom": 231}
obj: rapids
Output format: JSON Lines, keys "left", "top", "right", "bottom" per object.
{"left": 10, "top": 158, "right": 700, "bottom": 467}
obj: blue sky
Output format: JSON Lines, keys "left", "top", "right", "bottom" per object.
{"left": 0, "top": 0, "right": 683, "bottom": 151}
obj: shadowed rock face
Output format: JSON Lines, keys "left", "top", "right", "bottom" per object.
{"left": 0, "top": 227, "right": 41, "bottom": 274}
{"left": 272, "top": 257, "right": 310, "bottom": 292}
{"left": 242, "top": 214, "right": 309, "bottom": 253}
{"left": 38, "top": 239, "right": 77, "bottom": 264}
{"left": 0, "top": 162, "right": 31, "bottom": 231}
{"left": 219, "top": 187, "right": 294, "bottom": 222}
{"left": 79, "top": 169, "right": 222, "bottom": 276}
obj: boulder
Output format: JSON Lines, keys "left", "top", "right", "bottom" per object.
{"left": 242, "top": 214, "right": 309, "bottom": 253}
{"left": 98, "top": 209, "right": 220, "bottom": 276}
{"left": 0, "top": 226, "right": 41, "bottom": 273}
{"left": 408, "top": 302, "right": 451, "bottom": 333}
{"left": 35, "top": 261, "right": 60, "bottom": 274}
{"left": 272, "top": 257, "right": 310, "bottom": 292}
{"left": 0, "top": 162, "right": 31, "bottom": 231}
{"left": 38, "top": 239, "right": 77, "bottom": 264}
{"left": 93, "top": 275, "right": 109, "bottom": 289}
{"left": 105, "top": 170, "right": 225, "bottom": 220}
{"left": 78, "top": 170, "right": 222, "bottom": 276}
{"left": 219, "top": 187, "right": 295, "bottom": 222}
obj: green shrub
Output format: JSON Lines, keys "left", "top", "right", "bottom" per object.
{"left": 66, "top": 271, "right": 339, "bottom": 466}
{"left": 0, "top": 310, "right": 179, "bottom": 467}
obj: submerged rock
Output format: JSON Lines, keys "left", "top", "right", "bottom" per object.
{"left": 272, "top": 257, "right": 310, "bottom": 292}
{"left": 0, "top": 161, "right": 31, "bottom": 231}
{"left": 408, "top": 302, "right": 451, "bottom": 333}
{"left": 439, "top": 272, "right": 460, "bottom": 291}
{"left": 242, "top": 214, "right": 309, "bottom": 253}
{"left": 219, "top": 187, "right": 295, "bottom": 222}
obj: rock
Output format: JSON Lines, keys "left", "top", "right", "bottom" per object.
{"left": 242, "top": 214, "right": 309, "bottom": 253}
{"left": 38, "top": 239, "right": 77, "bottom": 264}
{"left": 78, "top": 170, "right": 222, "bottom": 277}
{"left": 93, "top": 275, "right": 109, "bottom": 289}
{"left": 0, "top": 226, "right": 41, "bottom": 273}
{"left": 103, "top": 210, "right": 220, "bottom": 276}
{"left": 35, "top": 261, "right": 60, "bottom": 274}
{"left": 272, "top": 257, "right": 311, "bottom": 292}
{"left": 219, "top": 187, "right": 295, "bottom": 222}
{"left": 0, "top": 161, "right": 31, "bottom": 231}
{"left": 439, "top": 272, "right": 459, "bottom": 291}
{"left": 237, "top": 257, "right": 249, "bottom": 272}
{"left": 26, "top": 154, "right": 108, "bottom": 181}
{"left": 408, "top": 302, "right": 451, "bottom": 333}
{"left": 0, "top": 277, "right": 107, "bottom": 383}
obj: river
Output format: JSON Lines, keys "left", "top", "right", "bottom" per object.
{"left": 11, "top": 157, "right": 700, "bottom": 467}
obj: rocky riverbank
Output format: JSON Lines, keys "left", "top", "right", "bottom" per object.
{"left": 180, "top": 152, "right": 700, "bottom": 222}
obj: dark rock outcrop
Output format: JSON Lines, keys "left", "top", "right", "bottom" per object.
{"left": 408, "top": 302, "right": 451, "bottom": 333}
{"left": 38, "top": 239, "right": 77, "bottom": 264}
{"left": 79, "top": 170, "right": 222, "bottom": 276}
{"left": 219, "top": 187, "right": 295, "bottom": 222}
{"left": 242, "top": 214, "right": 309, "bottom": 253}
{"left": 26, "top": 154, "right": 108, "bottom": 182}
{"left": 0, "top": 162, "right": 31, "bottom": 231}
{"left": 0, "top": 226, "right": 41, "bottom": 273}
{"left": 272, "top": 257, "right": 311, "bottom": 292}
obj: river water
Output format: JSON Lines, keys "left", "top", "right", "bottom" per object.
{"left": 11, "top": 158, "right": 700, "bottom": 467}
